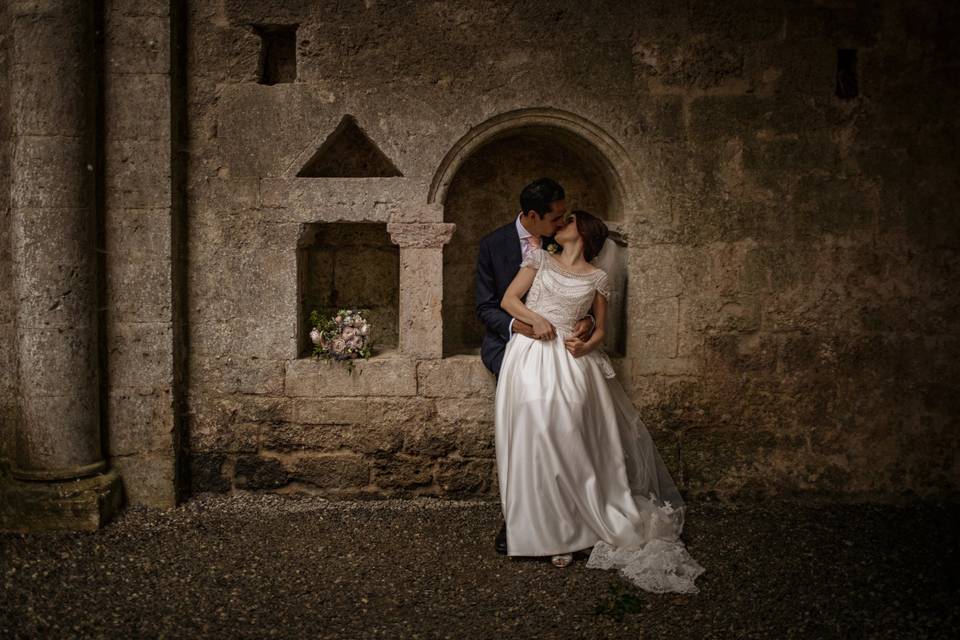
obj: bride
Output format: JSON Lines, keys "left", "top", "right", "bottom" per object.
{"left": 495, "top": 210, "right": 706, "bottom": 594}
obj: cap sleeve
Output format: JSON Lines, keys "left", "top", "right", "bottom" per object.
{"left": 520, "top": 248, "right": 544, "bottom": 270}
{"left": 595, "top": 270, "right": 611, "bottom": 298}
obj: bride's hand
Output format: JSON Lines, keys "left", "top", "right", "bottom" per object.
{"left": 532, "top": 316, "right": 556, "bottom": 340}
{"left": 564, "top": 336, "right": 591, "bottom": 358}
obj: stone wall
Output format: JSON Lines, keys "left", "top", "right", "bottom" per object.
{"left": 1, "top": 1, "right": 957, "bottom": 505}
{"left": 180, "top": 0, "right": 959, "bottom": 502}
{"left": 0, "top": 1, "right": 13, "bottom": 470}
{"left": 100, "top": 0, "right": 179, "bottom": 506}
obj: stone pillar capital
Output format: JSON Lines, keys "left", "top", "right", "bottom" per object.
{"left": 387, "top": 223, "right": 456, "bottom": 248}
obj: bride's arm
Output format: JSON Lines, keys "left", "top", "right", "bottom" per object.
{"left": 565, "top": 292, "right": 606, "bottom": 357}
{"left": 501, "top": 267, "right": 556, "bottom": 339}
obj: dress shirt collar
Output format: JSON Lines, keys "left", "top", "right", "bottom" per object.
{"left": 515, "top": 213, "right": 533, "bottom": 240}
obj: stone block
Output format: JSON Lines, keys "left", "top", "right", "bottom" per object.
{"left": 104, "top": 15, "right": 170, "bottom": 75}
{"left": 401, "top": 422, "right": 458, "bottom": 458}
{"left": 631, "top": 245, "right": 682, "bottom": 297}
{"left": 106, "top": 321, "right": 173, "bottom": 389}
{"left": 187, "top": 177, "right": 260, "bottom": 209}
{"left": 290, "top": 455, "right": 371, "bottom": 489}
{"left": 285, "top": 355, "right": 417, "bottom": 397}
{"left": 10, "top": 3, "right": 87, "bottom": 68}
{"left": 105, "top": 255, "right": 172, "bottom": 324}
{"left": 105, "top": 73, "right": 171, "bottom": 141}
{"left": 190, "top": 319, "right": 297, "bottom": 360}
{"left": 399, "top": 247, "right": 443, "bottom": 358}
{"left": 0, "top": 470, "right": 122, "bottom": 533}
{"left": 262, "top": 422, "right": 404, "bottom": 456}
{"left": 105, "top": 208, "right": 172, "bottom": 257}
{"left": 11, "top": 62, "right": 87, "bottom": 136}
{"left": 0, "top": 323, "right": 16, "bottom": 393}
{"left": 260, "top": 178, "right": 425, "bottom": 222}
{"left": 110, "top": 453, "right": 177, "bottom": 508}
{"left": 189, "top": 409, "right": 261, "bottom": 454}
{"left": 16, "top": 327, "right": 97, "bottom": 396}
{"left": 371, "top": 453, "right": 433, "bottom": 490}
{"left": 106, "top": 387, "right": 174, "bottom": 457}
{"left": 688, "top": 95, "right": 768, "bottom": 142}
{"left": 10, "top": 137, "right": 92, "bottom": 208}
{"left": 105, "top": 0, "right": 170, "bottom": 18}
{"left": 678, "top": 295, "right": 761, "bottom": 333}
{"left": 291, "top": 397, "right": 435, "bottom": 427}
{"left": 435, "top": 458, "right": 495, "bottom": 496}
{"left": 435, "top": 398, "right": 494, "bottom": 424}
{"left": 104, "top": 139, "right": 171, "bottom": 209}
{"left": 417, "top": 357, "right": 496, "bottom": 399}
{"left": 234, "top": 455, "right": 289, "bottom": 490}
{"left": 189, "top": 453, "right": 231, "bottom": 493}
{"left": 191, "top": 353, "right": 285, "bottom": 396}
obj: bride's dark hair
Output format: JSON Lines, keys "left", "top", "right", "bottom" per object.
{"left": 573, "top": 210, "right": 609, "bottom": 262}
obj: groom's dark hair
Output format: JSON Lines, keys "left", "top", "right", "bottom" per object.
{"left": 573, "top": 210, "right": 609, "bottom": 262}
{"left": 519, "top": 177, "right": 565, "bottom": 217}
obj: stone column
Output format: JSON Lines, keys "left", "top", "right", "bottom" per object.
{"left": 387, "top": 222, "right": 456, "bottom": 359}
{"left": 1, "top": 0, "right": 120, "bottom": 531}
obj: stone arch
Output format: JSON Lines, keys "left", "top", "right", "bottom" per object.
{"left": 428, "top": 107, "right": 642, "bottom": 221}
{"left": 433, "top": 108, "right": 639, "bottom": 357}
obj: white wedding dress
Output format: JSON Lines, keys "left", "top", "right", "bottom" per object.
{"left": 495, "top": 249, "right": 706, "bottom": 594}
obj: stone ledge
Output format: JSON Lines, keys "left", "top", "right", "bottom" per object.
{"left": 417, "top": 356, "right": 496, "bottom": 399}
{"left": 285, "top": 352, "right": 417, "bottom": 397}
{"left": 0, "top": 470, "right": 123, "bottom": 533}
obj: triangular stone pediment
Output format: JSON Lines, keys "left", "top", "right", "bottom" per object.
{"left": 295, "top": 115, "right": 402, "bottom": 178}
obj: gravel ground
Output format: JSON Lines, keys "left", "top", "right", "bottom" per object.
{"left": 1, "top": 494, "right": 958, "bottom": 639}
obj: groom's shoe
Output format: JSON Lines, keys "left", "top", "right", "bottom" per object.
{"left": 495, "top": 522, "right": 508, "bottom": 555}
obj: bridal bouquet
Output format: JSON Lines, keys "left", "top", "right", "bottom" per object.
{"left": 308, "top": 308, "right": 372, "bottom": 362}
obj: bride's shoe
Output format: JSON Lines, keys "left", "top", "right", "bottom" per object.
{"left": 551, "top": 553, "right": 573, "bottom": 568}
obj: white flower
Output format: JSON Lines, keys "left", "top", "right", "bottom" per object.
{"left": 359, "top": 322, "right": 370, "bottom": 336}
{"left": 342, "top": 327, "right": 358, "bottom": 340}
{"left": 309, "top": 328, "right": 323, "bottom": 345}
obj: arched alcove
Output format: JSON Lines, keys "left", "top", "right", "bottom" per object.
{"left": 436, "top": 110, "right": 639, "bottom": 359}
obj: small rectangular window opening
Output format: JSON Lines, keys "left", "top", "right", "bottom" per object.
{"left": 255, "top": 24, "right": 298, "bottom": 85}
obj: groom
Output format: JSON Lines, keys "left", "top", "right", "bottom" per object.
{"left": 475, "top": 177, "right": 594, "bottom": 555}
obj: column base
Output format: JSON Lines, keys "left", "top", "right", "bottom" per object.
{"left": 0, "top": 469, "right": 123, "bottom": 533}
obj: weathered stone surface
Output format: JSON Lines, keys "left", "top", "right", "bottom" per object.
{"left": 2, "top": 0, "right": 959, "bottom": 505}
{"left": 370, "top": 454, "right": 433, "bottom": 490}
{"left": 398, "top": 247, "right": 443, "bottom": 358}
{"left": 417, "top": 357, "right": 496, "bottom": 399}
{"left": 189, "top": 453, "right": 231, "bottom": 493}
{"left": 285, "top": 355, "right": 417, "bottom": 398}
{"left": 234, "top": 455, "right": 289, "bottom": 490}
{"left": 106, "top": 388, "right": 174, "bottom": 457}
{"left": 0, "top": 470, "right": 123, "bottom": 533}
{"left": 110, "top": 453, "right": 177, "bottom": 508}
{"left": 106, "top": 321, "right": 173, "bottom": 389}
{"left": 435, "top": 458, "right": 495, "bottom": 496}
{"left": 290, "top": 455, "right": 370, "bottom": 489}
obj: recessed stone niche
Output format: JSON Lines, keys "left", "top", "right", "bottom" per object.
{"left": 296, "top": 223, "right": 399, "bottom": 357}
{"left": 254, "top": 24, "right": 298, "bottom": 85}
{"left": 441, "top": 131, "right": 614, "bottom": 357}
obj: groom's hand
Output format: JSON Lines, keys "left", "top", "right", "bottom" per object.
{"left": 572, "top": 317, "right": 593, "bottom": 340}
{"left": 512, "top": 320, "right": 539, "bottom": 339}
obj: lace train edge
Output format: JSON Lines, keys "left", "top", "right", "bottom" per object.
{"left": 586, "top": 539, "right": 706, "bottom": 594}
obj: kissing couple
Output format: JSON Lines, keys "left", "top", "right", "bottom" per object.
{"left": 475, "top": 177, "right": 705, "bottom": 593}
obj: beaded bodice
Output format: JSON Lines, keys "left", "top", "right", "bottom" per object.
{"left": 521, "top": 249, "right": 610, "bottom": 332}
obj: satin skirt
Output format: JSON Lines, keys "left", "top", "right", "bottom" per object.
{"left": 494, "top": 331, "right": 705, "bottom": 593}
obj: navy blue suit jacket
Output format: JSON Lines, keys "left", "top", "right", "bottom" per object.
{"left": 475, "top": 221, "right": 553, "bottom": 376}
